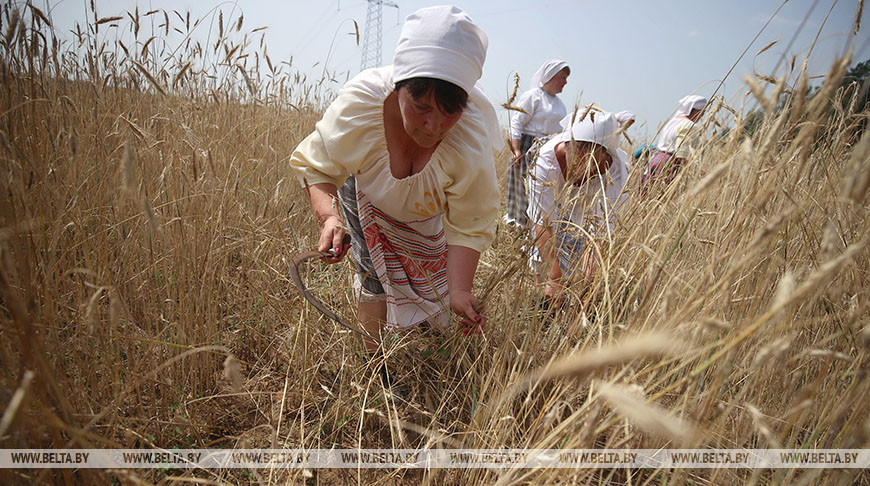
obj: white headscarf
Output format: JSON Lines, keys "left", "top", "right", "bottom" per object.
{"left": 392, "top": 5, "right": 501, "bottom": 150}
{"left": 559, "top": 112, "right": 621, "bottom": 160}
{"left": 674, "top": 95, "right": 707, "bottom": 118}
{"left": 530, "top": 59, "right": 569, "bottom": 90}
{"left": 615, "top": 110, "right": 636, "bottom": 124}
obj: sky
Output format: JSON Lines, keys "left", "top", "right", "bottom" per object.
{"left": 43, "top": 0, "right": 870, "bottom": 140}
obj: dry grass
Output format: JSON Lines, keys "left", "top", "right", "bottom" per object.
{"left": 0, "top": 3, "right": 869, "bottom": 485}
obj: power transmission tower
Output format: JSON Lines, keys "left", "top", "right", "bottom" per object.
{"left": 360, "top": 0, "right": 399, "bottom": 71}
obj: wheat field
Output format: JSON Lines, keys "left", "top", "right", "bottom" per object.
{"left": 0, "top": 3, "right": 868, "bottom": 485}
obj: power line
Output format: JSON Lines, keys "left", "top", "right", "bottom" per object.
{"left": 359, "top": 0, "right": 398, "bottom": 71}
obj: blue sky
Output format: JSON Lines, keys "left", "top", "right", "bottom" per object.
{"left": 46, "top": 0, "right": 869, "bottom": 139}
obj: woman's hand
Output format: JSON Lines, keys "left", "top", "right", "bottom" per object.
{"left": 318, "top": 216, "right": 349, "bottom": 264}
{"left": 305, "top": 183, "right": 349, "bottom": 264}
{"left": 510, "top": 139, "right": 524, "bottom": 166}
{"left": 544, "top": 258, "right": 564, "bottom": 303}
{"left": 450, "top": 288, "right": 484, "bottom": 336}
{"left": 446, "top": 245, "right": 484, "bottom": 336}
{"left": 535, "top": 223, "right": 563, "bottom": 300}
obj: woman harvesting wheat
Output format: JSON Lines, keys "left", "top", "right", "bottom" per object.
{"left": 640, "top": 94, "right": 708, "bottom": 193}
{"left": 289, "top": 6, "right": 502, "bottom": 356}
{"left": 527, "top": 112, "right": 629, "bottom": 303}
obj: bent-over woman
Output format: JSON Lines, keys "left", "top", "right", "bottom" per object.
{"left": 640, "top": 95, "right": 707, "bottom": 193}
{"left": 527, "top": 112, "right": 629, "bottom": 300}
{"left": 289, "top": 6, "right": 502, "bottom": 354}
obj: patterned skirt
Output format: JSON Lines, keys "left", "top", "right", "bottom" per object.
{"left": 640, "top": 150, "right": 682, "bottom": 194}
{"left": 340, "top": 176, "right": 450, "bottom": 330}
{"left": 505, "top": 133, "right": 537, "bottom": 227}
{"left": 530, "top": 218, "right": 586, "bottom": 278}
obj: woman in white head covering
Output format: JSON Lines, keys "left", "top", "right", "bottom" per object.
{"left": 527, "top": 112, "right": 630, "bottom": 302}
{"left": 640, "top": 95, "right": 707, "bottom": 193}
{"left": 290, "top": 6, "right": 502, "bottom": 357}
{"left": 505, "top": 59, "right": 570, "bottom": 229}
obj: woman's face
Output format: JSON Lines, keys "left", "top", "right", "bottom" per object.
{"left": 567, "top": 141, "right": 612, "bottom": 185}
{"left": 397, "top": 86, "right": 463, "bottom": 148}
{"left": 542, "top": 67, "right": 569, "bottom": 95}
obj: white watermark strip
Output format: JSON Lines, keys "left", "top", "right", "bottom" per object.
{"left": 1, "top": 449, "right": 868, "bottom": 469}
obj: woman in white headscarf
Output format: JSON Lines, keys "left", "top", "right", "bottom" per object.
{"left": 290, "top": 6, "right": 502, "bottom": 357}
{"left": 640, "top": 95, "right": 707, "bottom": 193}
{"left": 505, "top": 59, "right": 570, "bottom": 229}
{"left": 527, "top": 112, "right": 629, "bottom": 301}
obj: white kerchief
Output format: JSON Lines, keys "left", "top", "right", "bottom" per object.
{"left": 559, "top": 111, "right": 620, "bottom": 159}
{"left": 393, "top": 5, "right": 486, "bottom": 96}
{"left": 675, "top": 95, "right": 707, "bottom": 118}
{"left": 615, "top": 110, "right": 636, "bottom": 124}
{"left": 530, "top": 59, "right": 569, "bottom": 90}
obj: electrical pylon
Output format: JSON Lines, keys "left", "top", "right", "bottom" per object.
{"left": 360, "top": 0, "right": 399, "bottom": 71}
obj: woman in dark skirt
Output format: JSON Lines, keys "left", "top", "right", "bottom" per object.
{"left": 506, "top": 59, "right": 570, "bottom": 228}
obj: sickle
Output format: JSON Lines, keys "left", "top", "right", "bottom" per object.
{"left": 288, "top": 237, "right": 374, "bottom": 340}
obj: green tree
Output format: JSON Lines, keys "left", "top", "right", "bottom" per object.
{"left": 840, "top": 58, "right": 869, "bottom": 113}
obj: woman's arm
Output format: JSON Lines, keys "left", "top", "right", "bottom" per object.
{"left": 534, "top": 223, "right": 563, "bottom": 297}
{"left": 508, "top": 91, "right": 535, "bottom": 160}
{"left": 305, "top": 182, "right": 349, "bottom": 263}
{"left": 510, "top": 138, "right": 524, "bottom": 162}
{"left": 446, "top": 244, "right": 483, "bottom": 325}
